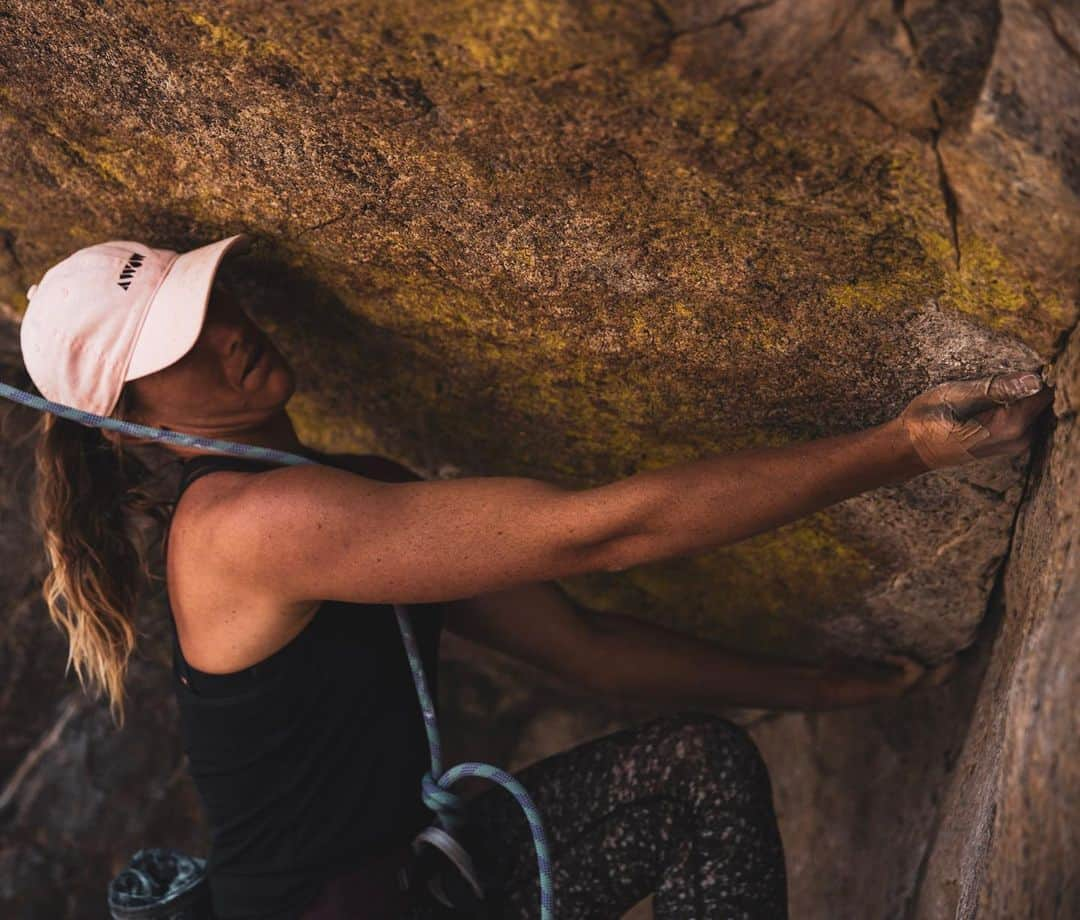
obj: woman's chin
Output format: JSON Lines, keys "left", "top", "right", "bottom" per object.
{"left": 266, "top": 363, "right": 296, "bottom": 407}
{"left": 246, "top": 355, "right": 294, "bottom": 400}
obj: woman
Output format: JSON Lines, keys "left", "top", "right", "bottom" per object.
{"left": 22, "top": 235, "right": 1053, "bottom": 919}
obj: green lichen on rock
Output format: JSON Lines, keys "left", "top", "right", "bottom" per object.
{"left": 0, "top": 0, "right": 1074, "bottom": 663}
{"left": 2, "top": 6, "right": 1078, "bottom": 920}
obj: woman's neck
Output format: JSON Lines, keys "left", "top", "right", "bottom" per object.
{"left": 168, "top": 408, "right": 313, "bottom": 461}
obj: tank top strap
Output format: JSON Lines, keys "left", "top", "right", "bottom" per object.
{"left": 171, "top": 446, "right": 330, "bottom": 697}
{"left": 175, "top": 447, "right": 332, "bottom": 496}
{"left": 176, "top": 453, "right": 282, "bottom": 498}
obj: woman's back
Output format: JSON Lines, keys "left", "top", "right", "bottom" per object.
{"left": 167, "top": 449, "right": 443, "bottom": 920}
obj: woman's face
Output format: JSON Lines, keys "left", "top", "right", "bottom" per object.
{"left": 124, "top": 280, "right": 296, "bottom": 436}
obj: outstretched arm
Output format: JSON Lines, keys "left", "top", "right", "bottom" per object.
{"left": 442, "top": 581, "right": 947, "bottom": 711}
{"left": 590, "top": 371, "right": 1052, "bottom": 573}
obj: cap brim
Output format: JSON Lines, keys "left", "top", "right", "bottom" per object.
{"left": 125, "top": 233, "right": 251, "bottom": 381}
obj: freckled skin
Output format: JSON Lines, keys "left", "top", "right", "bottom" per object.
{"left": 108, "top": 282, "right": 410, "bottom": 674}
{"left": 123, "top": 288, "right": 791, "bottom": 918}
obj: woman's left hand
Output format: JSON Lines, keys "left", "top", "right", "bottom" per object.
{"left": 813, "top": 652, "right": 959, "bottom": 709}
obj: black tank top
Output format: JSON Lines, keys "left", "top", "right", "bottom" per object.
{"left": 169, "top": 450, "right": 444, "bottom": 920}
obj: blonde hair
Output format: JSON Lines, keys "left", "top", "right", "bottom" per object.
{"left": 31, "top": 384, "right": 179, "bottom": 729}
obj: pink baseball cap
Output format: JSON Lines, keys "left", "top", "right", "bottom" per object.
{"left": 20, "top": 233, "right": 250, "bottom": 418}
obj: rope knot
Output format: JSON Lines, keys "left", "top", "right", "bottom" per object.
{"left": 420, "top": 769, "right": 469, "bottom": 831}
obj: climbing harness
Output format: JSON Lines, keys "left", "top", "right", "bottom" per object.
{"left": 0, "top": 379, "right": 556, "bottom": 919}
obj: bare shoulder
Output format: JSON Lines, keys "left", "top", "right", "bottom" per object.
{"left": 174, "top": 451, "right": 422, "bottom": 524}
{"left": 170, "top": 451, "right": 420, "bottom": 561}
{"left": 171, "top": 444, "right": 608, "bottom": 613}
{"left": 167, "top": 451, "right": 422, "bottom": 674}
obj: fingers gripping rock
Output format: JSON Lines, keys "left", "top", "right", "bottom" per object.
{"left": 899, "top": 371, "right": 1043, "bottom": 470}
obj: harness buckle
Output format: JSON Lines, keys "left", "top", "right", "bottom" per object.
{"left": 411, "top": 821, "right": 501, "bottom": 916}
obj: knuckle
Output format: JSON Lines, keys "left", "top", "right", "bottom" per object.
{"left": 1006, "top": 418, "right": 1029, "bottom": 439}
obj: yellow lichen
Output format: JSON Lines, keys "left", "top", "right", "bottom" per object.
{"left": 558, "top": 508, "right": 877, "bottom": 654}
{"left": 187, "top": 11, "right": 298, "bottom": 64}
{"left": 188, "top": 12, "right": 251, "bottom": 57}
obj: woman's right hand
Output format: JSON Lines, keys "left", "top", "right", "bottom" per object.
{"left": 897, "top": 370, "right": 1055, "bottom": 470}
{"left": 814, "top": 653, "right": 958, "bottom": 709}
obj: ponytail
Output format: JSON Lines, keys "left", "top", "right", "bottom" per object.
{"left": 31, "top": 385, "right": 178, "bottom": 729}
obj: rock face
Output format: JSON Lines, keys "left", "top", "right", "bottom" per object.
{"left": 0, "top": 2, "right": 1076, "bottom": 919}
{"left": 910, "top": 320, "right": 1080, "bottom": 919}
{"left": 751, "top": 316, "right": 1080, "bottom": 919}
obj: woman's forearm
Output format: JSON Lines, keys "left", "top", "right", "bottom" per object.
{"left": 588, "top": 608, "right": 831, "bottom": 710}
{"left": 588, "top": 607, "right": 918, "bottom": 711}
{"left": 599, "top": 418, "right": 925, "bottom": 571}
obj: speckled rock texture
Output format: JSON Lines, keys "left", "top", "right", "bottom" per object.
{"left": 0, "top": 2, "right": 1076, "bottom": 918}
{"left": 750, "top": 307, "right": 1080, "bottom": 917}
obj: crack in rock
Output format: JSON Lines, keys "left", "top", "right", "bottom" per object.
{"left": 642, "top": 0, "right": 780, "bottom": 68}
{"left": 894, "top": 0, "right": 964, "bottom": 270}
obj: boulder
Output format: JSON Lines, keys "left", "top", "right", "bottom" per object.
{"left": 0, "top": 2, "right": 1075, "bottom": 917}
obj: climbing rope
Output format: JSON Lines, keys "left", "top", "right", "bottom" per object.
{"left": 0, "top": 379, "right": 556, "bottom": 920}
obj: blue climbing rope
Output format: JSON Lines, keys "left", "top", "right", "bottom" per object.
{"left": 0, "top": 379, "right": 556, "bottom": 920}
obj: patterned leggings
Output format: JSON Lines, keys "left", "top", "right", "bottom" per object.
{"left": 406, "top": 711, "right": 788, "bottom": 919}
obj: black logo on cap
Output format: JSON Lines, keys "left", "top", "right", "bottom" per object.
{"left": 117, "top": 252, "right": 145, "bottom": 291}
